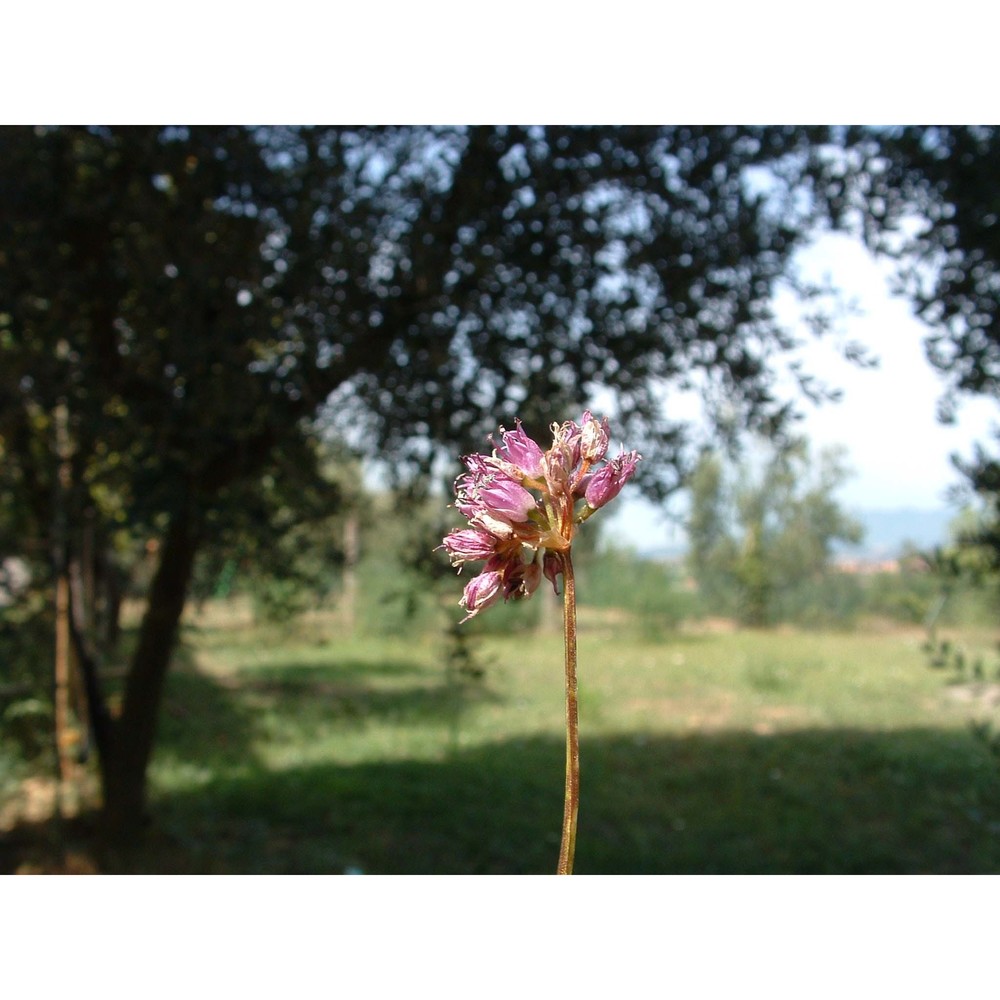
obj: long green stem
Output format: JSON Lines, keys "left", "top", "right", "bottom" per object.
{"left": 556, "top": 548, "right": 579, "bottom": 875}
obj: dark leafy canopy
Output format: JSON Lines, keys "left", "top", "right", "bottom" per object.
{"left": 0, "top": 124, "right": 837, "bottom": 837}
{"left": 2, "top": 126, "right": 830, "bottom": 513}
{"left": 331, "top": 126, "right": 825, "bottom": 492}
{"left": 810, "top": 126, "right": 1000, "bottom": 409}
{"left": 1, "top": 126, "right": 325, "bottom": 540}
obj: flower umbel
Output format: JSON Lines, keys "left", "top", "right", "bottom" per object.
{"left": 440, "top": 413, "right": 640, "bottom": 621}
{"left": 439, "top": 412, "right": 639, "bottom": 875}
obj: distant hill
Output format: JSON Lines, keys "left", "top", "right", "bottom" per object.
{"left": 632, "top": 506, "right": 959, "bottom": 562}
{"left": 838, "top": 507, "right": 957, "bottom": 558}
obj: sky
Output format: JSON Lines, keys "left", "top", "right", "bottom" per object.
{"left": 604, "top": 232, "right": 999, "bottom": 553}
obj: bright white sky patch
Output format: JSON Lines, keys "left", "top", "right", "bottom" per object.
{"left": 606, "top": 231, "right": 999, "bottom": 553}
{"left": 778, "top": 233, "right": 996, "bottom": 509}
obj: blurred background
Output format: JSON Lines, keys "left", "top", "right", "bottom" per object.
{"left": 2, "top": 125, "right": 1000, "bottom": 873}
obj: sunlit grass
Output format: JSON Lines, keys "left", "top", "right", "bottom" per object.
{"left": 119, "top": 605, "right": 1000, "bottom": 874}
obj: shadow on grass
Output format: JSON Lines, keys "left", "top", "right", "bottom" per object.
{"left": 8, "top": 641, "right": 1000, "bottom": 874}
{"left": 153, "top": 652, "right": 500, "bottom": 774}
{"left": 78, "top": 725, "right": 1000, "bottom": 875}
{"left": 244, "top": 657, "right": 434, "bottom": 681}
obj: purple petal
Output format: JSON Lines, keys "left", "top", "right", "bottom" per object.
{"left": 441, "top": 529, "right": 498, "bottom": 566}
{"left": 459, "top": 569, "right": 504, "bottom": 621}
{"left": 494, "top": 421, "right": 545, "bottom": 479}
{"left": 478, "top": 475, "right": 538, "bottom": 522}
{"left": 584, "top": 450, "right": 641, "bottom": 509}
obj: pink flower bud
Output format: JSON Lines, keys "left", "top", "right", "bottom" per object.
{"left": 540, "top": 449, "right": 571, "bottom": 494}
{"left": 550, "top": 418, "right": 582, "bottom": 468}
{"left": 493, "top": 421, "right": 545, "bottom": 479}
{"left": 580, "top": 411, "right": 610, "bottom": 464}
{"left": 504, "top": 558, "right": 542, "bottom": 600}
{"left": 543, "top": 551, "right": 563, "bottom": 595}
{"left": 440, "top": 529, "right": 498, "bottom": 566}
{"left": 460, "top": 569, "right": 503, "bottom": 622}
{"left": 584, "top": 449, "right": 641, "bottom": 510}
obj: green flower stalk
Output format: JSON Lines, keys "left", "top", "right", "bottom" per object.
{"left": 440, "top": 413, "right": 640, "bottom": 874}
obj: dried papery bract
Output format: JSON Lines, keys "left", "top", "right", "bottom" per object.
{"left": 439, "top": 412, "right": 640, "bottom": 874}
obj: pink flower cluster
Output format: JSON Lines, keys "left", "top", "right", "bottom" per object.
{"left": 441, "top": 412, "right": 641, "bottom": 621}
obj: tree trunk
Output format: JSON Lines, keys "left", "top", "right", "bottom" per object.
{"left": 99, "top": 503, "right": 201, "bottom": 844}
{"left": 341, "top": 513, "right": 359, "bottom": 633}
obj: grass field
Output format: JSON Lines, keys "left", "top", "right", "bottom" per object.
{"left": 5, "top": 601, "right": 1000, "bottom": 873}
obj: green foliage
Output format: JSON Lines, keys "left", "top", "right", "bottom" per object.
{"left": 0, "top": 596, "right": 55, "bottom": 782}
{"left": 921, "top": 620, "right": 1000, "bottom": 776}
{"left": 1, "top": 698, "right": 53, "bottom": 761}
{"left": 246, "top": 577, "right": 318, "bottom": 626}
{"left": 0, "top": 587, "right": 53, "bottom": 699}
{"left": 932, "top": 497, "right": 1000, "bottom": 601}
{"left": 862, "top": 564, "right": 939, "bottom": 625}
{"left": 355, "top": 554, "right": 441, "bottom": 638}
{"left": 576, "top": 545, "right": 695, "bottom": 636}
{"left": 192, "top": 439, "right": 364, "bottom": 626}
{"left": 685, "top": 438, "right": 864, "bottom": 626}
{"left": 685, "top": 451, "right": 738, "bottom": 612}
